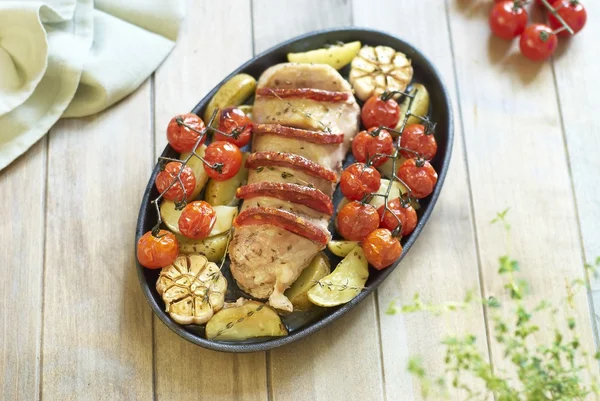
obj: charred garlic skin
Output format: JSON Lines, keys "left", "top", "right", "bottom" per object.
{"left": 349, "top": 45, "right": 414, "bottom": 102}
{"left": 156, "top": 254, "right": 227, "bottom": 325}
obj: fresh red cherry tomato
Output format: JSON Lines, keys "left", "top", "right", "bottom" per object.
{"left": 397, "top": 158, "right": 438, "bottom": 199}
{"left": 519, "top": 24, "right": 558, "bottom": 61}
{"left": 336, "top": 201, "right": 380, "bottom": 241}
{"left": 400, "top": 124, "right": 438, "bottom": 160}
{"left": 203, "top": 141, "right": 242, "bottom": 181}
{"left": 166, "top": 113, "right": 206, "bottom": 153}
{"left": 489, "top": 1, "right": 528, "bottom": 40}
{"left": 155, "top": 162, "right": 196, "bottom": 201}
{"left": 361, "top": 95, "right": 400, "bottom": 129}
{"left": 340, "top": 163, "right": 381, "bottom": 201}
{"left": 548, "top": 0, "right": 587, "bottom": 36}
{"left": 362, "top": 228, "right": 403, "bottom": 270}
{"left": 352, "top": 128, "right": 395, "bottom": 167}
{"left": 215, "top": 107, "right": 253, "bottom": 147}
{"left": 137, "top": 230, "right": 179, "bottom": 269}
{"left": 377, "top": 198, "right": 418, "bottom": 237}
{"left": 178, "top": 201, "right": 217, "bottom": 239}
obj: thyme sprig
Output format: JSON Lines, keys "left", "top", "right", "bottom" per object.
{"left": 313, "top": 279, "right": 364, "bottom": 293}
{"left": 390, "top": 211, "right": 600, "bottom": 400}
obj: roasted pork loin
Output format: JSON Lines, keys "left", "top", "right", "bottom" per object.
{"left": 229, "top": 63, "right": 360, "bottom": 311}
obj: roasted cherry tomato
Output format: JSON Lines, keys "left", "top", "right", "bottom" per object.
{"left": 397, "top": 158, "right": 438, "bottom": 199}
{"left": 336, "top": 201, "right": 380, "bottom": 241}
{"left": 215, "top": 107, "right": 253, "bottom": 147}
{"left": 178, "top": 201, "right": 217, "bottom": 239}
{"left": 362, "top": 228, "right": 403, "bottom": 270}
{"left": 351, "top": 128, "right": 395, "bottom": 167}
{"left": 340, "top": 163, "right": 381, "bottom": 201}
{"left": 489, "top": 1, "right": 528, "bottom": 40}
{"left": 203, "top": 141, "right": 242, "bottom": 181}
{"left": 166, "top": 113, "right": 206, "bottom": 153}
{"left": 400, "top": 124, "right": 438, "bottom": 160}
{"left": 548, "top": 0, "right": 587, "bottom": 36}
{"left": 377, "top": 198, "right": 417, "bottom": 237}
{"left": 155, "top": 162, "right": 196, "bottom": 201}
{"left": 361, "top": 95, "right": 400, "bottom": 129}
{"left": 519, "top": 24, "right": 558, "bottom": 61}
{"left": 137, "top": 230, "right": 179, "bottom": 269}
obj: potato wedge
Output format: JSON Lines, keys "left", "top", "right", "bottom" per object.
{"left": 176, "top": 232, "right": 229, "bottom": 262}
{"left": 237, "top": 105, "right": 253, "bottom": 121}
{"left": 287, "top": 41, "right": 361, "bottom": 70}
{"left": 204, "top": 74, "right": 257, "bottom": 124}
{"left": 394, "top": 83, "right": 430, "bottom": 131}
{"left": 160, "top": 203, "right": 238, "bottom": 236}
{"left": 206, "top": 299, "right": 288, "bottom": 341}
{"left": 285, "top": 252, "right": 331, "bottom": 310}
{"left": 308, "top": 245, "right": 369, "bottom": 307}
{"left": 180, "top": 144, "right": 208, "bottom": 199}
{"left": 204, "top": 152, "right": 249, "bottom": 206}
{"left": 327, "top": 240, "right": 360, "bottom": 258}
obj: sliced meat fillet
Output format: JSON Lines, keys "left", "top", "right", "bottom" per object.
{"left": 247, "top": 164, "right": 335, "bottom": 198}
{"left": 256, "top": 63, "right": 353, "bottom": 92}
{"left": 229, "top": 225, "right": 322, "bottom": 312}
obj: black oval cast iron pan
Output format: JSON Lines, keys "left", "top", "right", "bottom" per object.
{"left": 135, "top": 27, "right": 453, "bottom": 353}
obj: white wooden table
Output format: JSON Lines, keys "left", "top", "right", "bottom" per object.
{"left": 2, "top": 0, "right": 599, "bottom": 399}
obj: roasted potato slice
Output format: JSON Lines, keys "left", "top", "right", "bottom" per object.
{"left": 180, "top": 144, "right": 208, "bottom": 199}
{"left": 206, "top": 299, "right": 288, "bottom": 341}
{"left": 308, "top": 245, "right": 369, "bottom": 307}
{"left": 156, "top": 254, "right": 227, "bottom": 325}
{"left": 161, "top": 203, "right": 238, "bottom": 236}
{"left": 204, "top": 152, "right": 249, "bottom": 206}
{"left": 287, "top": 41, "right": 361, "bottom": 70}
{"left": 327, "top": 240, "right": 360, "bottom": 258}
{"left": 395, "top": 84, "right": 430, "bottom": 130}
{"left": 176, "top": 232, "right": 229, "bottom": 262}
{"left": 285, "top": 252, "right": 331, "bottom": 310}
{"left": 204, "top": 74, "right": 257, "bottom": 124}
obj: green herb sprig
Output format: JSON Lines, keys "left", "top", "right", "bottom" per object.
{"left": 388, "top": 210, "right": 600, "bottom": 400}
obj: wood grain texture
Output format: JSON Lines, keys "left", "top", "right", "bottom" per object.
{"left": 153, "top": 2, "right": 267, "bottom": 400}
{"left": 41, "top": 82, "right": 154, "bottom": 400}
{"left": 551, "top": 2, "right": 600, "bottom": 296}
{"left": 0, "top": 141, "right": 46, "bottom": 400}
{"left": 447, "top": 0, "right": 597, "bottom": 375}
{"left": 252, "top": 2, "right": 384, "bottom": 401}
{"left": 352, "top": 1, "right": 490, "bottom": 399}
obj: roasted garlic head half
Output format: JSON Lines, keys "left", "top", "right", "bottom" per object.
{"left": 156, "top": 254, "right": 227, "bottom": 325}
{"left": 349, "top": 45, "right": 414, "bottom": 101}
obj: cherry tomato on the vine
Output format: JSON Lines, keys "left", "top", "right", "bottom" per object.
{"left": 336, "top": 201, "right": 380, "bottom": 241}
{"left": 489, "top": 1, "right": 528, "bottom": 40}
{"left": 519, "top": 24, "right": 558, "bottom": 61}
{"left": 137, "top": 230, "right": 179, "bottom": 269}
{"left": 215, "top": 107, "right": 253, "bottom": 147}
{"left": 167, "top": 113, "right": 206, "bottom": 153}
{"left": 361, "top": 95, "right": 400, "bottom": 129}
{"left": 203, "top": 141, "right": 242, "bottom": 181}
{"left": 155, "top": 162, "right": 196, "bottom": 201}
{"left": 400, "top": 124, "right": 438, "bottom": 160}
{"left": 397, "top": 158, "right": 438, "bottom": 199}
{"left": 178, "top": 201, "right": 217, "bottom": 239}
{"left": 340, "top": 163, "right": 381, "bottom": 201}
{"left": 377, "top": 198, "right": 418, "bottom": 237}
{"left": 548, "top": 0, "right": 587, "bottom": 36}
{"left": 352, "top": 127, "right": 395, "bottom": 167}
{"left": 362, "top": 228, "right": 403, "bottom": 270}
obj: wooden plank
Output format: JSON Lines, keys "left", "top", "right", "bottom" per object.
{"left": 41, "top": 82, "right": 154, "bottom": 399}
{"left": 0, "top": 141, "right": 46, "bottom": 400}
{"left": 446, "top": 0, "right": 597, "bottom": 376}
{"left": 153, "top": 2, "right": 267, "bottom": 400}
{"left": 251, "top": 2, "right": 384, "bottom": 401}
{"left": 551, "top": 2, "right": 600, "bottom": 299}
{"left": 352, "top": 1, "right": 490, "bottom": 400}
